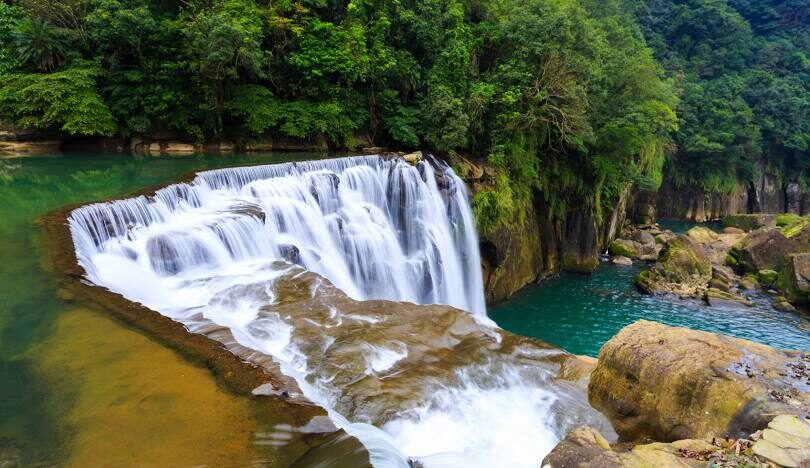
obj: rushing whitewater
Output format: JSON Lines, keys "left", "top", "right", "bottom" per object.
{"left": 68, "top": 155, "right": 614, "bottom": 467}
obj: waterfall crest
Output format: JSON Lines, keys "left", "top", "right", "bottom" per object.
{"left": 70, "top": 155, "right": 486, "bottom": 316}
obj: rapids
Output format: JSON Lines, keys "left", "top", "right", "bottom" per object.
{"left": 68, "top": 155, "right": 614, "bottom": 467}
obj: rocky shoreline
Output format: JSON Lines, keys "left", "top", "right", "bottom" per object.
{"left": 545, "top": 320, "right": 810, "bottom": 467}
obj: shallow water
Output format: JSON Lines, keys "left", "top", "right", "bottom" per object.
{"left": 0, "top": 151, "right": 336, "bottom": 465}
{"left": 490, "top": 261, "right": 810, "bottom": 357}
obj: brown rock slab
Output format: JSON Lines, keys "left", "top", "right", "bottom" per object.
{"left": 588, "top": 320, "right": 810, "bottom": 443}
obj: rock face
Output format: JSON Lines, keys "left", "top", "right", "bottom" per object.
{"left": 544, "top": 418, "right": 810, "bottom": 468}
{"left": 752, "top": 415, "right": 810, "bottom": 467}
{"left": 588, "top": 321, "right": 810, "bottom": 443}
{"left": 655, "top": 181, "right": 749, "bottom": 222}
{"left": 480, "top": 207, "right": 543, "bottom": 303}
{"left": 779, "top": 253, "right": 810, "bottom": 304}
{"left": 635, "top": 235, "right": 711, "bottom": 296}
{"left": 729, "top": 227, "right": 803, "bottom": 272}
{"left": 561, "top": 208, "right": 600, "bottom": 273}
{"left": 724, "top": 213, "right": 777, "bottom": 231}
{"left": 0, "top": 120, "right": 62, "bottom": 154}
{"left": 542, "top": 426, "right": 717, "bottom": 467}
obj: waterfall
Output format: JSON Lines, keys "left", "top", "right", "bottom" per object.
{"left": 67, "top": 155, "right": 615, "bottom": 467}
{"left": 70, "top": 155, "right": 485, "bottom": 316}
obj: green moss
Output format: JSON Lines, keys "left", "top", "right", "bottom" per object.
{"left": 782, "top": 217, "right": 810, "bottom": 238}
{"left": 776, "top": 213, "right": 802, "bottom": 228}
{"left": 757, "top": 269, "right": 778, "bottom": 286}
{"left": 609, "top": 240, "right": 639, "bottom": 258}
{"left": 725, "top": 253, "right": 738, "bottom": 266}
{"left": 472, "top": 171, "right": 530, "bottom": 236}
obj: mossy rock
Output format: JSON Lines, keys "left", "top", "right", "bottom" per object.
{"left": 609, "top": 239, "right": 641, "bottom": 259}
{"left": 634, "top": 235, "right": 711, "bottom": 296}
{"left": 776, "top": 213, "right": 803, "bottom": 228}
{"left": 758, "top": 269, "right": 778, "bottom": 286}
{"left": 704, "top": 287, "right": 752, "bottom": 307}
{"left": 777, "top": 253, "right": 810, "bottom": 304}
{"left": 723, "top": 214, "right": 777, "bottom": 231}
{"left": 739, "top": 275, "right": 759, "bottom": 291}
{"left": 709, "top": 277, "right": 730, "bottom": 292}
{"left": 686, "top": 226, "right": 718, "bottom": 244}
{"left": 589, "top": 320, "right": 810, "bottom": 442}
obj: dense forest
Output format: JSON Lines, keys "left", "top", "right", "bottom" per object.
{"left": 0, "top": 0, "right": 806, "bottom": 232}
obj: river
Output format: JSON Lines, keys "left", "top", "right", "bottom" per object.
{"left": 1, "top": 152, "right": 808, "bottom": 466}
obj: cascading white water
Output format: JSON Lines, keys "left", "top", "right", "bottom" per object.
{"left": 71, "top": 155, "right": 485, "bottom": 316}
{"left": 68, "top": 155, "right": 615, "bottom": 467}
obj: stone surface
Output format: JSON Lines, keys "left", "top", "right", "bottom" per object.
{"left": 609, "top": 239, "right": 641, "bottom": 259}
{"left": 723, "top": 214, "right": 777, "bottom": 231}
{"left": 729, "top": 227, "right": 801, "bottom": 272}
{"left": 704, "top": 287, "right": 753, "bottom": 307}
{"left": 779, "top": 253, "right": 810, "bottom": 304}
{"left": 612, "top": 256, "right": 633, "bottom": 266}
{"left": 561, "top": 208, "right": 600, "bottom": 273}
{"left": 752, "top": 415, "right": 810, "bottom": 467}
{"left": 635, "top": 235, "right": 711, "bottom": 297}
{"left": 479, "top": 206, "right": 543, "bottom": 304}
{"left": 655, "top": 181, "right": 749, "bottom": 222}
{"left": 758, "top": 269, "right": 779, "bottom": 286}
{"left": 686, "top": 226, "right": 719, "bottom": 244}
{"left": 588, "top": 320, "right": 810, "bottom": 442}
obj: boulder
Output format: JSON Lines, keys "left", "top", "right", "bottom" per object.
{"left": 722, "top": 227, "right": 746, "bottom": 235}
{"left": 588, "top": 320, "right": 810, "bottom": 442}
{"left": 739, "top": 276, "right": 759, "bottom": 291}
{"left": 635, "top": 235, "right": 711, "bottom": 297}
{"left": 542, "top": 426, "right": 716, "bottom": 467}
{"left": 778, "top": 253, "right": 810, "bottom": 304}
{"left": 704, "top": 287, "right": 752, "bottom": 307}
{"left": 751, "top": 415, "right": 810, "bottom": 467}
{"left": 773, "top": 297, "right": 798, "bottom": 313}
{"left": 612, "top": 256, "right": 633, "bottom": 266}
{"left": 729, "top": 228, "right": 800, "bottom": 272}
{"left": 609, "top": 239, "right": 641, "bottom": 259}
{"left": 686, "top": 226, "right": 719, "bottom": 244}
{"left": 723, "top": 214, "right": 777, "bottom": 232}
{"left": 758, "top": 269, "right": 779, "bottom": 286}
{"left": 403, "top": 151, "right": 423, "bottom": 164}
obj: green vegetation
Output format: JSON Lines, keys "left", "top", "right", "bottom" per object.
{"left": 0, "top": 0, "right": 677, "bottom": 234}
{"left": 2, "top": 0, "right": 807, "bottom": 234}
{"left": 623, "top": 0, "right": 810, "bottom": 194}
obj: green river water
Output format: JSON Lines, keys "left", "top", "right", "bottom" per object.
{"left": 0, "top": 152, "right": 808, "bottom": 464}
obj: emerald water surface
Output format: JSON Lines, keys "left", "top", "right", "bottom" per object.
{"left": 491, "top": 262, "right": 810, "bottom": 357}
{"left": 0, "top": 151, "right": 332, "bottom": 465}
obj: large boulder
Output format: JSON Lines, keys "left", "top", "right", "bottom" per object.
{"left": 723, "top": 214, "right": 777, "bottom": 232}
{"left": 729, "top": 227, "right": 801, "bottom": 272}
{"left": 634, "top": 235, "right": 711, "bottom": 297}
{"left": 609, "top": 239, "right": 641, "bottom": 259}
{"left": 542, "top": 426, "right": 725, "bottom": 467}
{"left": 686, "top": 226, "right": 718, "bottom": 244}
{"left": 588, "top": 321, "right": 810, "bottom": 443}
{"left": 778, "top": 253, "right": 810, "bottom": 304}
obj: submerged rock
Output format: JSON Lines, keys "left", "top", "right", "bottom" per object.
{"left": 588, "top": 320, "right": 810, "bottom": 443}
{"left": 704, "top": 287, "right": 752, "bottom": 307}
